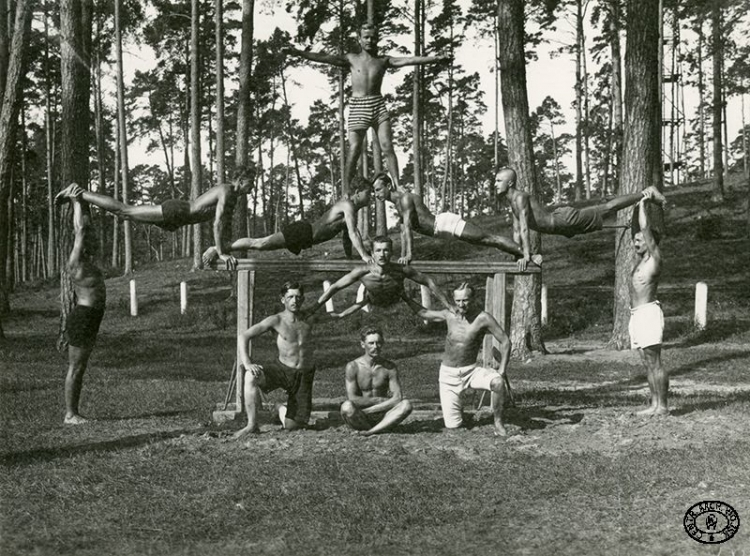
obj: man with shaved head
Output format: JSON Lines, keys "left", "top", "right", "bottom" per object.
{"left": 495, "top": 167, "right": 666, "bottom": 258}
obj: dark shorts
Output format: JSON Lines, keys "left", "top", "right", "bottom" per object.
{"left": 281, "top": 220, "right": 314, "bottom": 255}
{"left": 550, "top": 206, "right": 603, "bottom": 237}
{"left": 68, "top": 304, "right": 105, "bottom": 349}
{"left": 341, "top": 408, "right": 386, "bottom": 431}
{"left": 160, "top": 199, "right": 192, "bottom": 232}
{"left": 258, "top": 361, "right": 316, "bottom": 424}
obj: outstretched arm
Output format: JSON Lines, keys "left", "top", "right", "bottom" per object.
{"left": 513, "top": 196, "right": 533, "bottom": 271}
{"left": 402, "top": 267, "right": 453, "bottom": 311}
{"left": 314, "top": 268, "right": 369, "bottom": 309}
{"left": 212, "top": 190, "right": 237, "bottom": 270}
{"left": 331, "top": 299, "right": 369, "bottom": 319}
{"left": 401, "top": 293, "right": 448, "bottom": 323}
{"left": 284, "top": 47, "right": 349, "bottom": 68}
{"left": 638, "top": 200, "right": 662, "bottom": 265}
{"left": 67, "top": 197, "right": 87, "bottom": 274}
{"left": 398, "top": 200, "right": 415, "bottom": 265}
{"left": 388, "top": 54, "right": 451, "bottom": 68}
{"left": 343, "top": 203, "right": 372, "bottom": 264}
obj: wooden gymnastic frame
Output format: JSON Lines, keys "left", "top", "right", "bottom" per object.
{"left": 210, "top": 259, "right": 541, "bottom": 422}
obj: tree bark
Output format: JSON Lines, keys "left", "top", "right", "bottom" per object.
{"left": 114, "top": 0, "right": 132, "bottom": 274}
{"left": 190, "top": 0, "right": 202, "bottom": 270}
{"left": 58, "top": 0, "right": 92, "bottom": 346}
{"left": 610, "top": 0, "right": 623, "bottom": 193}
{"left": 215, "top": 0, "right": 225, "bottom": 187}
{"left": 710, "top": 0, "right": 724, "bottom": 200}
{"left": 573, "top": 0, "right": 584, "bottom": 201}
{"left": 412, "top": 0, "right": 422, "bottom": 197}
{"left": 497, "top": 0, "right": 545, "bottom": 359}
{"left": 233, "top": 0, "right": 254, "bottom": 240}
{"left": 609, "top": 0, "right": 661, "bottom": 348}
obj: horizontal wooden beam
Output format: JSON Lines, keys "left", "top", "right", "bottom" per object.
{"left": 207, "top": 259, "right": 541, "bottom": 275}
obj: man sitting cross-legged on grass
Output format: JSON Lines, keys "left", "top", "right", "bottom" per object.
{"left": 235, "top": 281, "right": 321, "bottom": 438}
{"left": 311, "top": 235, "right": 453, "bottom": 316}
{"left": 372, "top": 173, "right": 541, "bottom": 271}
{"left": 494, "top": 166, "right": 667, "bottom": 253}
{"left": 203, "top": 175, "right": 374, "bottom": 267}
{"left": 56, "top": 166, "right": 253, "bottom": 267}
{"left": 630, "top": 199, "right": 666, "bottom": 416}
{"left": 340, "top": 326, "right": 413, "bottom": 436}
{"left": 404, "top": 282, "right": 511, "bottom": 436}
{"left": 63, "top": 193, "right": 107, "bottom": 425}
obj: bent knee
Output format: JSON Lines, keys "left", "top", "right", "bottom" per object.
{"left": 340, "top": 400, "right": 356, "bottom": 416}
{"left": 490, "top": 376, "right": 505, "bottom": 392}
{"left": 400, "top": 399, "right": 413, "bottom": 413}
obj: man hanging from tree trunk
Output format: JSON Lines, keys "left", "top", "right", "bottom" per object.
{"left": 56, "top": 166, "right": 254, "bottom": 266}
{"left": 495, "top": 167, "right": 667, "bottom": 257}
{"left": 283, "top": 23, "right": 451, "bottom": 191}
{"left": 59, "top": 191, "right": 106, "bottom": 425}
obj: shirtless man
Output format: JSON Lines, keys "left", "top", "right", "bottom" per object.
{"left": 56, "top": 166, "right": 254, "bottom": 266}
{"left": 202, "top": 175, "right": 374, "bottom": 267}
{"left": 312, "top": 236, "right": 453, "bottom": 314}
{"left": 284, "top": 24, "right": 450, "bottom": 190}
{"left": 404, "top": 282, "right": 511, "bottom": 436}
{"left": 235, "top": 281, "right": 320, "bottom": 437}
{"left": 630, "top": 200, "right": 666, "bottom": 416}
{"left": 494, "top": 167, "right": 667, "bottom": 258}
{"left": 340, "top": 326, "right": 413, "bottom": 436}
{"left": 372, "top": 173, "right": 541, "bottom": 270}
{"left": 60, "top": 192, "right": 107, "bottom": 424}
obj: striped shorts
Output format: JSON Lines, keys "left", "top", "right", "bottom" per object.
{"left": 348, "top": 95, "right": 390, "bottom": 131}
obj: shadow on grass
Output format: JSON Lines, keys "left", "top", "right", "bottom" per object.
{"left": 668, "top": 319, "right": 750, "bottom": 348}
{"left": 670, "top": 390, "right": 750, "bottom": 417}
{"left": 0, "top": 426, "right": 201, "bottom": 466}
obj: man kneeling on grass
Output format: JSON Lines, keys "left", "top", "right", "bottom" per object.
{"left": 235, "top": 281, "right": 319, "bottom": 438}
{"left": 340, "top": 326, "right": 413, "bottom": 435}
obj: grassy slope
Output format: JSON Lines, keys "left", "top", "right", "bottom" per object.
{"left": 1, "top": 177, "right": 750, "bottom": 555}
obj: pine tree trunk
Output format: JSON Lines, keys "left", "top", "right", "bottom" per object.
{"left": 233, "top": 0, "right": 253, "bottom": 240}
{"left": 112, "top": 116, "right": 120, "bottom": 267}
{"left": 20, "top": 103, "right": 27, "bottom": 282}
{"left": 697, "top": 19, "right": 706, "bottom": 179}
{"left": 93, "top": 32, "right": 108, "bottom": 268}
{"left": 190, "top": 0, "right": 202, "bottom": 270}
{"left": 573, "top": 0, "right": 584, "bottom": 201}
{"left": 609, "top": 0, "right": 660, "bottom": 348}
{"left": 114, "top": 0, "right": 132, "bottom": 274}
{"left": 412, "top": 0, "right": 422, "bottom": 197}
{"left": 43, "top": 1, "right": 56, "bottom": 276}
{"left": 58, "top": 0, "right": 92, "bottom": 347}
{"left": 497, "top": 0, "right": 546, "bottom": 360}
{"left": 710, "top": 0, "right": 724, "bottom": 200}
{"left": 610, "top": 0, "right": 623, "bottom": 193}
{"left": 215, "top": 0, "right": 225, "bottom": 187}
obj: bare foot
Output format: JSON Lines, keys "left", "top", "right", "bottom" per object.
{"left": 653, "top": 407, "right": 670, "bottom": 416}
{"left": 201, "top": 246, "right": 218, "bottom": 266}
{"left": 64, "top": 414, "right": 89, "bottom": 425}
{"left": 358, "top": 430, "right": 374, "bottom": 437}
{"left": 232, "top": 425, "right": 260, "bottom": 439}
{"left": 531, "top": 254, "right": 543, "bottom": 267}
{"left": 636, "top": 406, "right": 657, "bottom": 416}
{"left": 494, "top": 421, "right": 508, "bottom": 437}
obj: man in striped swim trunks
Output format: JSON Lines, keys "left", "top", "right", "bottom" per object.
{"left": 284, "top": 24, "right": 451, "bottom": 192}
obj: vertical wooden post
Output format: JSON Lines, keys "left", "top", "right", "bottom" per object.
{"left": 694, "top": 281, "right": 707, "bottom": 330}
{"left": 541, "top": 283, "right": 548, "bottom": 325}
{"left": 482, "top": 276, "right": 494, "bottom": 368}
{"left": 235, "top": 270, "right": 255, "bottom": 413}
{"left": 129, "top": 279, "right": 137, "bottom": 316}
{"left": 356, "top": 283, "right": 370, "bottom": 313}
{"left": 494, "top": 273, "right": 507, "bottom": 331}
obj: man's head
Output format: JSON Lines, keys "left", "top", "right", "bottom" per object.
{"left": 349, "top": 175, "right": 373, "bottom": 207}
{"left": 358, "top": 24, "right": 379, "bottom": 53}
{"left": 452, "top": 282, "right": 475, "bottom": 316}
{"left": 371, "top": 235, "right": 393, "bottom": 266}
{"left": 494, "top": 167, "right": 517, "bottom": 197}
{"left": 632, "top": 229, "right": 661, "bottom": 256}
{"left": 372, "top": 172, "right": 392, "bottom": 201}
{"left": 231, "top": 164, "right": 255, "bottom": 193}
{"left": 280, "top": 281, "right": 305, "bottom": 313}
{"left": 359, "top": 325, "right": 384, "bottom": 359}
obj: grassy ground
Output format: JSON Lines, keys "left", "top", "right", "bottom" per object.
{"left": 2, "top": 177, "right": 750, "bottom": 555}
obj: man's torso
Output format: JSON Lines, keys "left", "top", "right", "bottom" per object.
{"left": 274, "top": 312, "right": 314, "bottom": 370}
{"left": 360, "top": 265, "right": 406, "bottom": 307}
{"left": 348, "top": 52, "right": 388, "bottom": 96}
{"left": 399, "top": 193, "right": 435, "bottom": 235}
{"left": 352, "top": 357, "right": 393, "bottom": 398}
{"left": 630, "top": 256, "right": 660, "bottom": 307}
{"left": 312, "top": 200, "right": 349, "bottom": 242}
{"left": 72, "top": 262, "right": 106, "bottom": 307}
{"left": 442, "top": 311, "right": 486, "bottom": 367}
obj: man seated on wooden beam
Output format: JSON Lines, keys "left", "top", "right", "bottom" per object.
{"left": 234, "top": 280, "right": 324, "bottom": 438}
{"left": 56, "top": 166, "right": 254, "bottom": 267}
{"left": 371, "top": 173, "right": 541, "bottom": 271}
{"left": 203, "top": 175, "right": 374, "bottom": 268}
{"left": 494, "top": 166, "right": 667, "bottom": 251}
{"left": 310, "top": 235, "right": 453, "bottom": 317}
{"left": 340, "top": 326, "right": 413, "bottom": 436}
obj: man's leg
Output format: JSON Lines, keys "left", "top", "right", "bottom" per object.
{"left": 645, "top": 345, "right": 668, "bottom": 415}
{"left": 202, "top": 233, "right": 288, "bottom": 265}
{"left": 79, "top": 190, "right": 164, "bottom": 223}
{"left": 234, "top": 371, "right": 264, "bottom": 438}
{"left": 344, "top": 129, "right": 367, "bottom": 193}
{"left": 340, "top": 400, "right": 373, "bottom": 431}
{"left": 598, "top": 187, "right": 666, "bottom": 218}
{"left": 438, "top": 380, "right": 465, "bottom": 430}
{"left": 376, "top": 119, "right": 399, "bottom": 188}
{"left": 459, "top": 220, "right": 524, "bottom": 258}
{"left": 636, "top": 349, "right": 658, "bottom": 415}
{"left": 361, "top": 400, "right": 413, "bottom": 436}
{"left": 489, "top": 376, "right": 508, "bottom": 436}
{"left": 64, "top": 345, "right": 91, "bottom": 424}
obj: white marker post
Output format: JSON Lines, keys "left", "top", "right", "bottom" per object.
{"left": 356, "top": 283, "right": 370, "bottom": 313}
{"left": 129, "top": 279, "right": 138, "bottom": 317}
{"left": 694, "top": 281, "right": 708, "bottom": 330}
{"left": 541, "top": 284, "right": 548, "bottom": 326}
{"left": 180, "top": 282, "right": 188, "bottom": 314}
{"left": 323, "top": 280, "right": 334, "bottom": 313}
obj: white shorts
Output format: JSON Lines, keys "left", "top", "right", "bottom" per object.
{"left": 434, "top": 212, "right": 467, "bottom": 240}
{"left": 629, "top": 301, "right": 664, "bottom": 349}
{"left": 438, "top": 363, "right": 502, "bottom": 429}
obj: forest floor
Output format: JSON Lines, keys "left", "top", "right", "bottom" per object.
{"left": 1, "top": 176, "right": 750, "bottom": 555}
